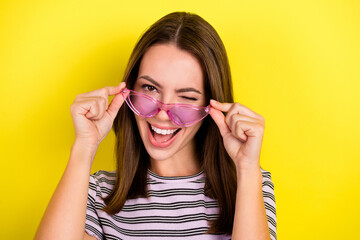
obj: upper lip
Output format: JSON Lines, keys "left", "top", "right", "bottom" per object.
{"left": 148, "top": 122, "right": 180, "bottom": 130}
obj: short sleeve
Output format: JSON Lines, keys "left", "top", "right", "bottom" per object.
{"left": 261, "top": 169, "right": 277, "bottom": 240}
{"left": 85, "top": 173, "right": 104, "bottom": 240}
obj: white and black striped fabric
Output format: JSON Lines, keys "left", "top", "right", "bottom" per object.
{"left": 85, "top": 168, "right": 277, "bottom": 240}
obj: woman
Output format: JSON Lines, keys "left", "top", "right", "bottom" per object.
{"left": 35, "top": 12, "right": 277, "bottom": 240}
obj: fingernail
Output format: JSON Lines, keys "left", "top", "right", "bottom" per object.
{"left": 210, "top": 99, "right": 217, "bottom": 104}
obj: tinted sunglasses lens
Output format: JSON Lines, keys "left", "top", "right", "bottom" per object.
{"left": 169, "top": 106, "right": 208, "bottom": 126}
{"left": 128, "top": 93, "right": 158, "bottom": 117}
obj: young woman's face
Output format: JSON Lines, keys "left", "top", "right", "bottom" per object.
{"left": 132, "top": 43, "right": 206, "bottom": 162}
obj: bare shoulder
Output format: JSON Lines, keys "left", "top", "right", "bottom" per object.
{"left": 83, "top": 232, "right": 98, "bottom": 240}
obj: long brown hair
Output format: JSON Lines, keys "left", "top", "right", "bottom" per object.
{"left": 103, "top": 11, "right": 237, "bottom": 234}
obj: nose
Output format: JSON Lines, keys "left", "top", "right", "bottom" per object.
{"left": 154, "top": 105, "right": 171, "bottom": 122}
{"left": 152, "top": 94, "right": 176, "bottom": 124}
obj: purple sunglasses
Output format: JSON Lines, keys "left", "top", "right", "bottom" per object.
{"left": 121, "top": 88, "right": 210, "bottom": 127}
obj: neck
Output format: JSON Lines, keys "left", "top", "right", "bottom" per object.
{"left": 149, "top": 141, "right": 201, "bottom": 177}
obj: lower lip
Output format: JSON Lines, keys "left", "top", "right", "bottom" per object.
{"left": 147, "top": 124, "right": 180, "bottom": 148}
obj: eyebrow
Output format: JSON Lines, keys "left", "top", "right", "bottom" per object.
{"left": 138, "top": 75, "right": 162, "bottom": 88}
{"left": 138, "top": 75, "right": 202, "bottom": 95}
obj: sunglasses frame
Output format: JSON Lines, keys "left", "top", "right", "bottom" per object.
{"left": 121, "top": 88, "right": 210, "bottom": 127}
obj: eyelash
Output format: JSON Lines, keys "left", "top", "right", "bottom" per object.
{"left": 141, "top": 84, "right": 198, "bottom": 101}
{"left": 142, "top": 84, "right": 158, "bottom": 92}
{"left": 182, "top": 96, "right": 197, "bottom": 101}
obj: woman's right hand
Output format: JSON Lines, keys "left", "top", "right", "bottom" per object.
{"left": 70, "top": 82, "right": 129, "bottom": 151}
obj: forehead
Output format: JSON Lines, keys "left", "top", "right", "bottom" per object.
{"left": 136, "top": 44, "right": 204, "bottom": 91}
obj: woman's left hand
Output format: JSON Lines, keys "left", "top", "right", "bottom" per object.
{"left": 209, "top": 99, "right": 265, "bottom": 172}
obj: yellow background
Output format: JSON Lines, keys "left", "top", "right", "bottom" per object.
{"left": 1, "top": 0, "right": 359, "bottom": 239}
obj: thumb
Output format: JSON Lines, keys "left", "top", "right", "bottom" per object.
{"left": 107, "top": 88, "right": 129, "bottom": 120}
{"left": 209, "top": 107, "right": 231, "bottom": 137}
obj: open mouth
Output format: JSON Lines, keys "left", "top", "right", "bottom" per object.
{"left": 148, "top": 123, "right": 181, "bottom": 143}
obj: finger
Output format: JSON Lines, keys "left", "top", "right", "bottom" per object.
{"left": 90, "top": 97, "right": 107, "bottom": 120}
{"left": 71, "top": 98, "right": 100, "bottom": 119}
{"left": 107, "top": 88, "right": 129, "bottom": 120}
{"left": 235, "top": 120, "right": 264, "bottom": 142}
{"left": 234, "top": 120, "right": 249, "bottom": 142}
{"left": 73, "top": 97, "right": 105, "bottom": 119}
{"left": 78, "top": 82, "right": 126, "bottom": 100}
{"left": 209, "top": 107, "right": 231, "bottom": 137}
{"left": 227, "top": 113, "right": 264, "bottom": 136}
{"left": 84, "top": 99, "right": 104, "bottom": 120}
{"left": 210, "top": 99, "right": 233, "bottom": 112}
{"left": 104, "top": 82, "right": 126, "bottom": 96}
{"left": 211, "top": 99, "right": 263, "bottom": 120}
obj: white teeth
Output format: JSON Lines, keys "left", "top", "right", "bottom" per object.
{"left": 151, "top": 125, "right": 178, "bottom": 135}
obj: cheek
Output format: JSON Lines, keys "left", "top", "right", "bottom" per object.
{"left": 184, "top": 123, "right": 202, "bottom": 139}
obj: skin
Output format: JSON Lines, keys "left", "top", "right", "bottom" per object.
{"left": 210, "top": 101, "right": 270, "bottom": 239}
{"left": 132, "top": 43, "right": 205, "bottom": 177}
{"left": 34, "top": 43, "right": 270, "bottom": 240}
{"left": 35, "top": 82, "right": 129, "bottom": 240}
{"left": 133, "top": 43, "right": 270, "bottom": 239}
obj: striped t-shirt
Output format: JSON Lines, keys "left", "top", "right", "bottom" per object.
{"left": 85, "top": 169, "right": 277, "bottom": 240}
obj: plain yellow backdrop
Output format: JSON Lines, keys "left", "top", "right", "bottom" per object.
{"left": 1, "top": 0, "right": 359, "bottom": 239}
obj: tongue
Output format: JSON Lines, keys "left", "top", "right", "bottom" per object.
{"left": 153, "top": 132, "right": 174, "bottom": 143}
